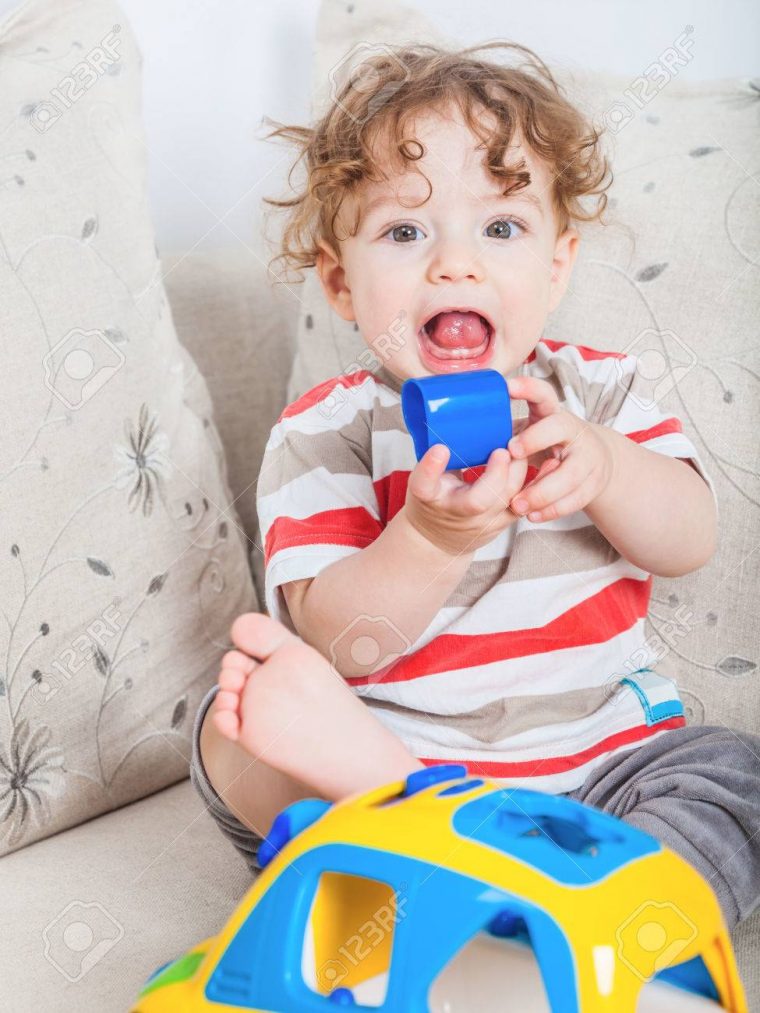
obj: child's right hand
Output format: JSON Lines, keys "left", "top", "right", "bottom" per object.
{"left": 403, "top": 443, "right": 532, "bottom": 556}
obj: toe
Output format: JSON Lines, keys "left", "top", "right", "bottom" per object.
{"left": 218, "top": 667, "right": 247, "bottom": 692}
{"left": 230, "top": 612, "right": 296, "bottom": 660}
{"left": 212, "top": 707, "right": 239, "bottom": 742}
{"left": 220, "top": 650, "right": 256, "bottom": 673}
{"left": 215, "top": 688, "right": 242, "bottom": 712}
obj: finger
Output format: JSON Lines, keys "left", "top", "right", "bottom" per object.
{"left": 507, "top": 376, "right": 562, "bottom": 419}
{"left": 508, "top": 413, "right": 582, "bottom": 461}
{"left": 511, "top": 456, "right": 590, "bottom": 515}
{"left": 523, "top": 474, "right": 599, "bottom": 524}
{"left": 524, "top": 456, "right": 562, "bottom": 488}
{"left": 408, "top": 444, "right": 451, "bottom": 502}
{"left": 506, "top": 456, "right": 556, "bottom": 506}
{"left": 462, "top": 447, "right": 512, "bottom": 513}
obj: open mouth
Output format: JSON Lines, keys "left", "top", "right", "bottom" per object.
{"left": 417, "top": 309, "right": 495, "bottom": 367}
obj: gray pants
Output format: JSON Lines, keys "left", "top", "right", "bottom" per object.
{"left": 190, "top": 683, "right": 760, "bottom": 930}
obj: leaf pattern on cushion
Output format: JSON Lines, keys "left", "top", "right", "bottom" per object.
{"left": 635, "top": 262, "right": 668, "bottom": 282}
{"left": 717, "top": 656, "right": 758, "bottom": 678}
{"left": 0, "top": 718, "right": 65, "bottom": 847}
{"left": 112, "top": 403, "right": 171, "bottom": 517}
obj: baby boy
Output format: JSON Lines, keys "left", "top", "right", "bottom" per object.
{"left": 191, "top": 42, "right": 760, "bottom": 935}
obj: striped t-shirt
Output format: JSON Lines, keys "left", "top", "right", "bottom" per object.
{"left": 257, "top": 338, "right": 718, "bottom": 794}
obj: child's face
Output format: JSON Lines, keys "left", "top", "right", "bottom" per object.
{"left": 316, "top": 104, "right": 580, "bottom": 381}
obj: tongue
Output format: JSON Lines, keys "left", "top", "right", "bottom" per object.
{"left": 426, "top": 311, "right": 488, "bottom": 349}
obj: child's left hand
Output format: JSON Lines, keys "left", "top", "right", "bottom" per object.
{"left": 506, "top": 375, "right": 615, "bottom": 523}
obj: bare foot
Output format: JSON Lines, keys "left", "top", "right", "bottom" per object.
{"left": 212, "top": 612, "right": 298, "bottom": 749}
{"left": 210, "top": 612, "right": 422, "bottom": 802}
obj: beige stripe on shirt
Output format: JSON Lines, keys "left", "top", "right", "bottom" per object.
{"left": 442, "top": 525, "right": 620, "bottom": 607}
{"left": 367, "top": 682, "right": 613, "bottom": 743}
{"left": 260, "top": 358, "right": 634, "bottom": 498}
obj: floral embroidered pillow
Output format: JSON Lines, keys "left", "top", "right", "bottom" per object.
{"left": 0, "top": 0, "right": 258, "bottom": 854}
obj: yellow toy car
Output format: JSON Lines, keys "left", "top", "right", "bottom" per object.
{"left": 132, "top": 764, "right": 747, "bottom": 1012}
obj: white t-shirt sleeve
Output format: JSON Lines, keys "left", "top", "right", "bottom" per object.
{"left": 256, "top": 376, "right": 382, "bottom": 626}
{"left": 583, "top": 351, "right": 719, "bottom": 519}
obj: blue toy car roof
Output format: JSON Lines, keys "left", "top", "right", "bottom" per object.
{"left": 207, "top": 768, "right": 719, "bottom": 1013}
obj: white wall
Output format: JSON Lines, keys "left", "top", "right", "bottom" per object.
{"left": 118, "top": 0, "right": 760, "bottom": 256}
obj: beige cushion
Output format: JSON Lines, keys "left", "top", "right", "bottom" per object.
{"left": 163, "top": 249, "right": 299, "bottom": 602}
{"left": 0, "top": 777, "right": 253, "bottom": 1010}
{"left": 0, "top": 0, "right": 257, "bottom": 856}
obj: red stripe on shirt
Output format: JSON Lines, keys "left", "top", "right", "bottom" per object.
{"left": 278, "top": 371, "right": 375, "bottom": 422}
{"left": 625, "top": 417, "right": 683, "bottom": 443}
{"left": 526, "top": 339, "right": 627, "bottom": 363}
{"left": 417, "top": 715, "right": 685, "bottom": 778}
{"left": 265, "top": 506, "right": 382, "bottom": 563}
{"left": 347, "top": 575, "right": 652, "bottom": 685}
{"left": 268, "top": 460, "right": 542, "bottom": 567}
{"left": 373, "top": 471, "right": 410, "bottom": 525}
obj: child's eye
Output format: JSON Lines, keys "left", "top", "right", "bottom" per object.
{"left": 385, "top": 223, "right": 425, "bottom": 243}
{"left": 484, "top": 218, "right": 524, "bottom": 239}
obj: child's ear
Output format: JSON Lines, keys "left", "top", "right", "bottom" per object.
{"left": 315, "top": 239, "right": 355, "bottom": 322}
{"left": 548, "top": 228, "right": 580, "bottom": 311}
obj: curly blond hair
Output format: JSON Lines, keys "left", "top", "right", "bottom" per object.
{"left": 263, "top": 41, "right": 612, "bottom": 282}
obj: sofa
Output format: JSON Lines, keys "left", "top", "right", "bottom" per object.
{"left": 1, "top": 0, "right": 758, "bottom": 1011}
{"left": 0, "top": 240, "right": 757, "bottom": 1010}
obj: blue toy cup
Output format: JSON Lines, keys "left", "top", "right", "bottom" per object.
{"left": 401, "top": 369, "right": 513, "bottom": 471}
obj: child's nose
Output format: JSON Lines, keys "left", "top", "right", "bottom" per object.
{"left": 426, "top": 239, "right": 485, "bottom": 284}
